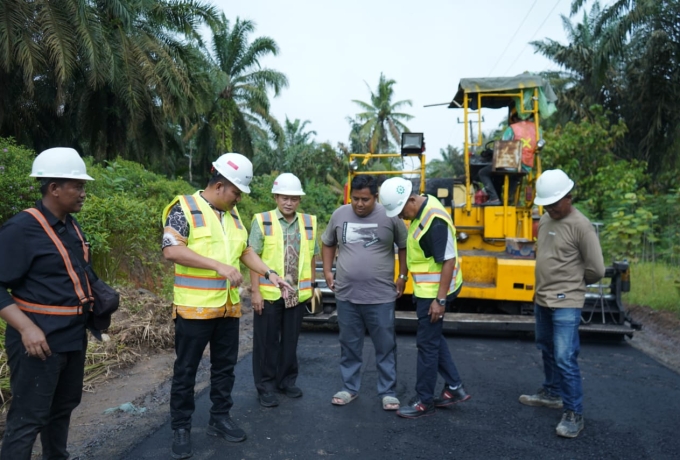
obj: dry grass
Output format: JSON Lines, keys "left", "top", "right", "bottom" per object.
{"left": 81, "top": 288, "right": 175, "bottom": 391}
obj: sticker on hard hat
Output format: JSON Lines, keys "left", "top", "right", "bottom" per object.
{"left": 396, "top": 185, "right": 405, "bottom": 194}
{"left": 227, "top": 160, "right": 239, "bottom": 170}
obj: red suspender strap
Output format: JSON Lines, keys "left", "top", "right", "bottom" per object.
{"left": 23, "top": 209, "right": 93, "bottom": 307}
{"left": 71, "top": 221, "right": 89, "bottom": 262}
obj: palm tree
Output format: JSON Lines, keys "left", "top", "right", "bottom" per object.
{"left": 0, "top": 0, "right": 221, "bottom": 173}
{"left": 426, "top": 146, "right": 465, "bottom": 179}
{"left": 569, "top": 0, "right": 680, "bottom": 176}
{"left": 201, "top": 16, "right": 288, "bottom": 159}
{"left": 530, "top": 2, "right": 617, "bottom": 124}
{"left": 352, "top": 73, "right": 413, "bottom": 154}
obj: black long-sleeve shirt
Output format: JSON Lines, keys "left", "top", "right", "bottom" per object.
{"left": 0, "top": 201, "right": 90, "bottom": 352}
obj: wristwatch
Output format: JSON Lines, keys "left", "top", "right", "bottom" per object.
{"left": 264, "top": 269, "right": 278, "bottom": 280}
{"left": 398, "top": 274, "right": 408, "bottom": 281}
{"left": 436, "top": 298, "right": 447, "bottom": 306}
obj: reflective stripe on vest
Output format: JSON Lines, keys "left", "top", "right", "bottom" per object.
{"left": 21, "top": 208, "right": 93, "bottom": 314}
{"left": 174, "top": 274, "right": 227, "bottom": 290}
{"left": 411, "top": 272, "right": 458, "bottom": 291}
{"left": 302, "top": 213, "right": 314, "bottom": 240}
{"left": 412, "top": 208, "right": 452, "bottom": 240}
{"left": 262, "top": 211, "right": 274, "bottom": 236}
{"left": 230, "top": 210, "right": 243, "bottom": 230}
{"left": 180, "top": 195, "right": 206, "bottom": 228}
{"left": 298, "top": 279, "right": 312, "bottom": 291}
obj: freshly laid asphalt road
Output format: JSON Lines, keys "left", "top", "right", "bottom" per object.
{"left": 123, "top": 330, "right": 680, "bottom": 460}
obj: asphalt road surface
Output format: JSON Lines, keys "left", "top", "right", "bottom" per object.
{"left": 124, "top": 330, "right": 680, "bottom": 460}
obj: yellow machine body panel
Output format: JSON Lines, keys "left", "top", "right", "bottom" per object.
{"left": 459, "top": 257, "right": 534, "bottom": 301}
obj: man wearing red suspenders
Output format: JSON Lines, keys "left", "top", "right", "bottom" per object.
{"left": 0, "top": 148, "right": 98, "bottom": 460}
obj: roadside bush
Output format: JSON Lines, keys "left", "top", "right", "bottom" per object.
{"left": 79, "top": 159, "right": 194, "bottom": 293}
{"left": 0, "top": 138, "right": 40, "bottom": 224}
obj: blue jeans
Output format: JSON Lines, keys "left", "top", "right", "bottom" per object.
{"left": 414, "top": 296, "right": 463, "bottom": 404}
{"left": 336, "top": 300, "right": 397, "bottom": 397}
{"left": 535, "top": 305, "right": 583, "bottom": 414}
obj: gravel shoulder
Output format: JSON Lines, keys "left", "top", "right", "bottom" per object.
{"left": 38, "top": 303, "right": 680, "bottom": 459}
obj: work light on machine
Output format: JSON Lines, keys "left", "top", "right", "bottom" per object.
{"left": 401, "top": 132, "right": 425, "bottom": 155}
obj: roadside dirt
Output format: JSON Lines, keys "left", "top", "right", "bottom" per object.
{"left": 33, "top": 302, "right": 680, "bottom": 459}
{"left": 625, "top": 305, "right": 680, "bottom": 375}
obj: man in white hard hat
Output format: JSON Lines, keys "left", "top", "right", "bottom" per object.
{"left": 248, "top": 173, "right": 319, "bottom": 407}
{"left": 322, "top": 175, "right": 407, "bottom": 411}
{"left": 518, "top": 169, "right": 604, "bottom": 438}
{"left": 0, "top": 148, "right": 103, "bottom": 459}
{"left": 162, "top": 153, "right": 293, "bottom": 459}
{"left": 379, "top": 177, "right": 471, "bottom": 419}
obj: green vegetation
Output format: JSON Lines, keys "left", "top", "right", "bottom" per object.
{"left": 0, "top": 139, "right": 41, "bottom": 221}
{"left": 623, "top": 262, "right": 680, "bottom": 316}
{"left": 426, "top": 146, "right": 465, "bottom": 179}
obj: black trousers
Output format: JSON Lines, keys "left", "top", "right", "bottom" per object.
{"left": 252, "top": 299, "right": 305, "bottom": 394}
{"left": 0, "top": 342, "right": 85, "bottom": 460}
{"left": 170, "top": 316, "right": 239, "bottom": 430}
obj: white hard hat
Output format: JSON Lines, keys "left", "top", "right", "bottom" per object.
{"left": 272, "top": 173, "right": 305, "bottom": 196}
{"left": 30, "top": 148, "right": 94, "bottom": 181}
{"left": 534, "top": 169, "right": 574, "bottom": 205}
{"left": 379, "top": 177, "right": 413, "bottom": 217}
{"left": 212, "top": 153, "right": 253, "bottom": 193}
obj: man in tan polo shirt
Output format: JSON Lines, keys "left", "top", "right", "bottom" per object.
{"left": 519, "top": 169, "right": 605, "bottom": 439}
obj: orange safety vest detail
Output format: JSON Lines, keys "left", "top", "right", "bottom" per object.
{"left": 17, "top": 209, "right": 93, "bottom": 315}
{"left": 511, "top": 121, "right": 538, "bottom": 169}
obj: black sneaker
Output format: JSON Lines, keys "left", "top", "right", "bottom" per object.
{"left": 259, "top": 391, "right": 280, "bottom": 407}
{"left": 396, "top": 399, "right": 436, "bottom": 419}
{"left": 434, "top": 384, "right": 471, "bottom": 407}
{"left": 279, "top": 385, "right": 303, "bottom": 398}
{"left": 556, "top": 410, "right": 584, "bottom": 438}
{"left": 171, "top": 428, "right": 193, "bottom": 459}
{"left": 207, "top": 416, "right": 247, "bottom": 442}
{"left": 519, "top": 388, "right": 563, "bottom": 409}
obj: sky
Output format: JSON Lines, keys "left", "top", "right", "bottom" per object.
{"left": 209, "top": 0, "right": 598, "bottom": 164}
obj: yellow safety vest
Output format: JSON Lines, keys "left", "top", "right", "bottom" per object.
{"left": 253, "top": 210, "right": 317, "bottom": 302}
{"left": 162, "top": 192, "right": 247, "bottom": 313}
{"left": 407, "top": 196, "right": 463, "bottom": 299}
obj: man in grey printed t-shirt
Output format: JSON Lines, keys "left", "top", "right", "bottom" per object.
{"left": 322, "top": 175, "right": 408, "bottom": 411}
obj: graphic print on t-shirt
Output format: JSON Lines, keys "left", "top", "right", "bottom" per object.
{"left": 342, "top": 222, "right": 380, "bottom": 247}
